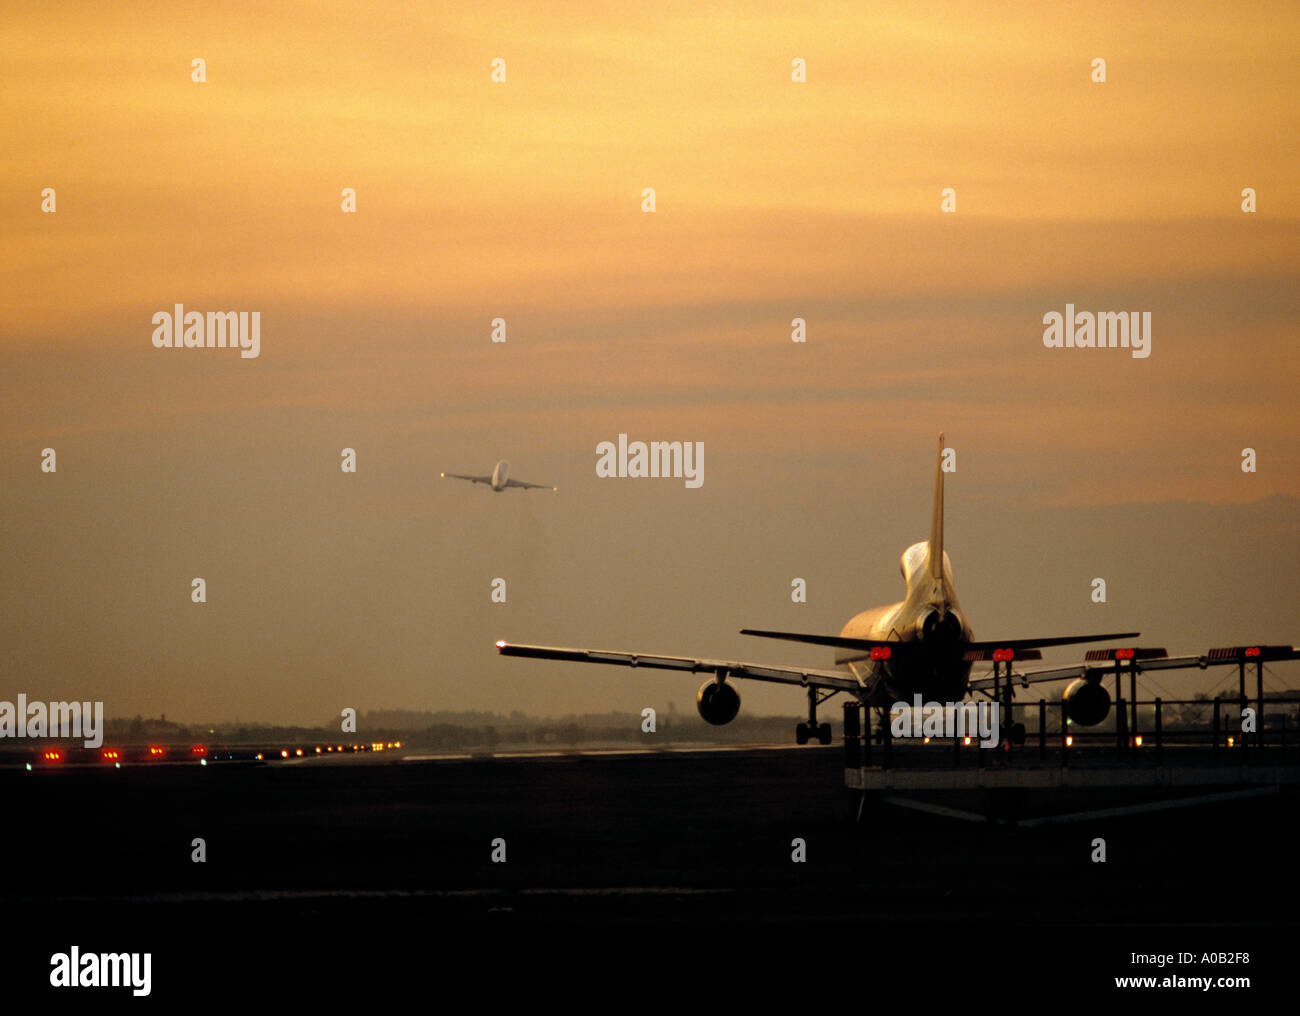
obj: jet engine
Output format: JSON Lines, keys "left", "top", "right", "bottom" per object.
{"left": 1063, "top": 678, "right": 1111, "bottom": 726}
{"left": 696, "top": 679, "right": 741, "bottom": 725}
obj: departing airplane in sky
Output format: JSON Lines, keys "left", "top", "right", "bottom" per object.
{"left": 442, "top": 460, "right": 556, "bottom": 492}
{"left": 497, "top": 436, "right": 1296, "bottom": 744}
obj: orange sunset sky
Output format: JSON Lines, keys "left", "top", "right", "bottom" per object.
{"left": 2, "top": 2, "right": 1297, "bottom": 722}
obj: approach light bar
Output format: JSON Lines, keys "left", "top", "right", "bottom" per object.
{"left": 1083, "top": 647, "right": 1167, "bottom": 662}
{"left": 1207, "top": 645, "right": 1298, "bottom": 663}
{"left": 963, "top": 648, "right": 1042, "bottom": 662}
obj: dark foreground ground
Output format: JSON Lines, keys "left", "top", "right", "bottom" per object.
{"left": 2, "top": 745, "right": 1293, "bottom": 1002}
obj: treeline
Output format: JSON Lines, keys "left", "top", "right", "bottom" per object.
{"left": 100, "top": 710, "right": 805, "bottom": 748}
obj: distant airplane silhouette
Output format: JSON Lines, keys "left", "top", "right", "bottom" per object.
{"left": 441, "top": 460, "right": 555, "bottom": 492}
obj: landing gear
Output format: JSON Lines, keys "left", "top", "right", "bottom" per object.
{"left": 794, "top": 722, "right": 831, "bottom": 745}
{"left": 796, "top": 688, "right": 835, "bottom": 745}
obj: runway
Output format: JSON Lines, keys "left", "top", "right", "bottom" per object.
{"left": 3, "top": 744, "right": 1292, "bottom": 1000}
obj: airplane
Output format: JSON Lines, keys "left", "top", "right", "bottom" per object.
{"left": 496, "top": 435, "right": 1297, "bottom": 744}
{"left": 442, "top": 460, "right": 556, "bottom": 492}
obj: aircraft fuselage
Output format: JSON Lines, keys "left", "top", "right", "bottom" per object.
{"left": 838, "top": 540, "right": 974, "bottom": 706}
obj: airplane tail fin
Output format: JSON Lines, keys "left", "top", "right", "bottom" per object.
{"left": 929, "top": 433, "right": 944, "bottom": 580}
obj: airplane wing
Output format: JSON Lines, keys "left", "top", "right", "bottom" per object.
{"left": 441, "top": 472, "right": 493, "bottom": 485}
{"left": 740, "top": 628, "right": 1140, "bottom": 653}
{"left": 495, "top": 641, "right": 860, "bottom": 691}
{"left": 969, "top": 663, "right": 1095, "bottom": 692}
{"left": 504, "top": 478, "right": 557, "bottom": 491}
{"left": 969, "top": 644, "right": 1300, "bottom": 693}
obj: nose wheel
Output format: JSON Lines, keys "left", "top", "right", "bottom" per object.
{"left": 796, "top": 687, "right": 835, "bottom": 745}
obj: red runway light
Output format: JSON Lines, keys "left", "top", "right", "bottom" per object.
{"left": 148, "top": 745, "right": 167, "bottom": 758}
{"left": 190, "top": 745, "right": 207, "bottom": 757}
